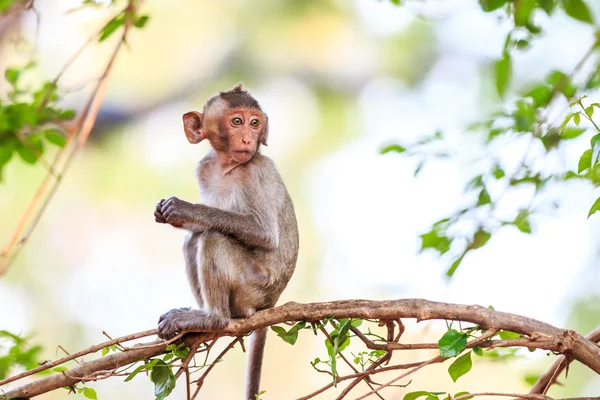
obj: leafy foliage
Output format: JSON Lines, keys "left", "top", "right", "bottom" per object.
{"left": 0, "top": 63, "right": 74, "bottom": 180}
{"left": 0, "top": 331, "right": 44, "bottom": 380}
{"left": 0, "top": 2, "right": 151, "bottom": 182}
{"left": 382, "top": 0, "right": 600, "bottom": 276}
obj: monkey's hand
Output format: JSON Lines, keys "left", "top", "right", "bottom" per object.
{"left": 157, "top": 308, "right": 229, "bottom": 339}
{"left": 155, "top": 197, "right": 194, "bottom": 228}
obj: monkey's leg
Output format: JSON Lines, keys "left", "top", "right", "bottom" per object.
{"left": 158, "top": 232, "right": 237, "bottom": 339}
{"left": 184, "top": 231, "right": 204, "bottom": 308}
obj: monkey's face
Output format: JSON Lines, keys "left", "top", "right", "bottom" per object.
{"left": 220, "top": 108, "right": 267, "bottom": 163}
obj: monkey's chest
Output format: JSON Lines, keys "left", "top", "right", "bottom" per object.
{"left": 199, "top": 183, "right": 246, "bottom": 211}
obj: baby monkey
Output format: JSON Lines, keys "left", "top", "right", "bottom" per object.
{"left": 154, "top": 85, "right": 299, "bottom": 400}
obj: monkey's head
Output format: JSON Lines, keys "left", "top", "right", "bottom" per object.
{"left": 182, "top": 84, "right": 268, "bottom": 164}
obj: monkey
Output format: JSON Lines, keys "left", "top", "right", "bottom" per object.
{"left": 153, "top": 84, "right": 299, "bottom": 400}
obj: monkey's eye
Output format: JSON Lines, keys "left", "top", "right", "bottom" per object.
{"left": 232, "top": 117, "right": 243, "bottom": 126}
{"left": 250, "top": 119, "right": 260, "bottom": 128}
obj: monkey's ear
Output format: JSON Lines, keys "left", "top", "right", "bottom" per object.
{"left": 183, "top": 111, "right": 206, "bottom": 144}
{"left": 260, "top": 114, "right": 269, "bottom": 146}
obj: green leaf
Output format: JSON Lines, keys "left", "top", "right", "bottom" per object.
{"left": 124, "top": 359, "right": 159, "bottom": 382}
{"left": 588, "top": 197, "right": 600, "bottom": 218}
{"left": 83, "top": 387, "right": 97, "bottom": 400}
{"left": 560, "top": 0, "right": 594, "bottom": 24}
{"left": 561, "top": 127, "right": 586, "bottom": 139}
{"left": 134, "top": 15, "right": 150, "bottom": 28}
{"left": 574, "top": 112, "right": 581, "bottom": 126}
{"left": 404, "top": 392, "right": 434, "bottom": 400}
{"left": 173, "top": 347, "right": 190, "bottom": 359}
{"left": 5, "top": 68, "right": 19, "bottom": 85}
{"left": 499, "top": 330, "right": 521, "bottom": 339}
{"left": 512, "top": 100, "right": 536, "bottom": 132}
{"left": 446, "top": 252, "right": 466, "bottom": 277}
{"left": 591, "top": 134, "right": 600, "bottom": 166}
{"left": 478, "top": 0, "right": 507, "bottom": 11}
{"left": 467, "top": 174, "right": 484, "bottom": 190}
{"left": 99, "top": 13, "right": 125, "bottom": 42}
{"left": 53, "top": 366, "right": 68, "bottom": 372}
{"left": 477, "top": 189, "right": 491, "bottom": 206}
{"left": 524, "top": 373, "right": 540, "bottom": 386}
{"left": 472, "top": 347, "right": 483, "bottom": 356}
{"left": 420, "top": 230, "right": 452, "bottom": 255}
{"left": 547, "top": 70, "right": 576, "bottom": 97}
{"left": 438, "top": 329, "right": 468, "bottom": 358}
{"left": 495, "top": 54, "right": 511, "bottom": 97}
{"left": 539, "top": 0, "right": 556, "bottom": 14}
{"left": 271, "top": 321, "right": 306, "bottom": 345}
{"left": 0, "top": 144, "right": 13, "bottom": 173}
{"left": 448, "top": 351, "right": 472, "bottom": 382}
{"left": 59, "top": 109, "right": 76, "bottom": 120}
{"left": 380, "top": 144, "right": 406, "bottom": 154}
{"left": 525, "top": 85, "right": 552, "bottom": 107}
{"left": 471, "top": 229, "right": 491, "bottom": 249}
{"left": 578, "top": 149, "right": 592, "bottom": 173}
{"left": 101, "top": 347, "right": 109, "bottom": 356}
{"left": 164, "top": 344, "right": 178, "bottom": 352}
{"left": 324, "top": 323, "right": 351, "bottom": 386}
{"left": 150, "top": 360, "right": 176, "bottom": 400}
{"left": 454, "top": 391, "right": 474, "bottom": 399}
{"left": 44, "top": 129, "right": 67, "bottom": 147}
{"left": 560, "top": 112, "right": 575, "bottom": 131}
{"left": 492, "top": 164, "right": 505, "bottom": 179}
{"left": 586, "top": 106, "right": 594, "bottom": 118}
{"left": 514, "top": 210, "right": 531, "bottom": 234}
{"left": 16, "top": 143, "right": 38, "bottom": 164}
{"left": 514, "top": 0, "right": 536, "bottom": 26}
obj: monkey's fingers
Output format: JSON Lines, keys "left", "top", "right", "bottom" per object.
{"left": 157, "top": 317, "right": 183, "bottom": 340}
{"left": 154, "top": 211, "right": 167, "bottom": 223}
{"left": 163, "top": 197, "right": 180, "bottom": 207}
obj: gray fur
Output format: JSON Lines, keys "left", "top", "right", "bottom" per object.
{"left": 155, "top": 89, "right": 298, "bottom": 400}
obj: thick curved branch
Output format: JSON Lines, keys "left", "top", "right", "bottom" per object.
{"left": 530, "top": 324, "right": 600, "bottom": 394}
{"left": 2, "top": 299, "right": 600, "bottom": 399}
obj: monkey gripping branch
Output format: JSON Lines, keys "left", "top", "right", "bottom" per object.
{"left": 1, "top": 299, "right": 600, "bottom": 400}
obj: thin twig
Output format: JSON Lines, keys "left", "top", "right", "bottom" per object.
{"left": 0, "top": 0, "right": 141, "bottom": 277}
{"left": 0, "top": 329, "right": 157, "bottom": 387}
{"left": 454, "top": 393, "right": 550, "bottom": 400}
{"left": 190, "top": 337, "right": 239, "bottom": 400}
{"left": 297, "top": 360, "right": 428, "bottom": 400}
{"left": 353, "top": 355, "right": 442, "bottom": 400}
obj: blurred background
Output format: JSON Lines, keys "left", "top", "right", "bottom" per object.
{"left": 1, "top": 0, "right": 600, "bottom": 398}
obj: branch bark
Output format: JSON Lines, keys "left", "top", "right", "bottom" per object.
{"left": 530, "top": 324, "right": 600, "bottom": 394}
{"left": 2, "top": 299, "right": 599, "bottom": 399}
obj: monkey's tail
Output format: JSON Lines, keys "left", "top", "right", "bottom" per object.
{"left": 245, "top": 327, "right": 267, "bottom": 400}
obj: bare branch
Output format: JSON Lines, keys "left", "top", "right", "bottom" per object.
{"left": 530, "top": 324, "right": 600, "bottom": 394}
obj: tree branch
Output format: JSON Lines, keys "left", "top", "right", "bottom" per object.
{"left": 530, "top": 324, "right": 600, "bottom": 394}
{"left": 2, "top": 299, "right": 599, "bottom": 399}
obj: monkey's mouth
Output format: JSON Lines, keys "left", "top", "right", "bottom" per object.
{"left": 232, "top": 150, "right": 254, "bottom": 157}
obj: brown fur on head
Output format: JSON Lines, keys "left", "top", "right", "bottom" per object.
{"left": 183, "top": 85, "right": 269, "bottom": 164}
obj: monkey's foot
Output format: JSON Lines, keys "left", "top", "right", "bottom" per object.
{"left": 157, "top": 308, "right": 230, "bottom": 340}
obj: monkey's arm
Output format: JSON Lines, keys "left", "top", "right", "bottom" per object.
{"left": 154, "top": 201, "right": 206, "bottom": 233}
{"left": 156, "top": 197, "right": 278, "bottom": 250}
